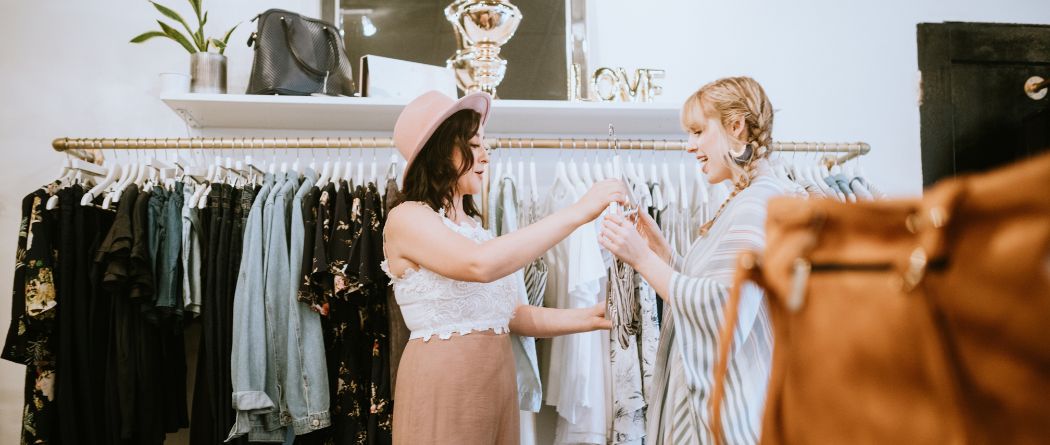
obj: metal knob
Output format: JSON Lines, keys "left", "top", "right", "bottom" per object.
{"left": 1025, "top": 76, "right": 1048, "bottom": 100}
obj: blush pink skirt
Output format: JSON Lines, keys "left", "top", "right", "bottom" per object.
{"left": 392, "top": 330, "right": 519, "bottom": 445}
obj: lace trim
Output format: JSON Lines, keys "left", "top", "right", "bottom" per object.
{"left": 437, "top": 207, "right": 486, "bottom": 240}
{"left": 411, "top": 324, "right": 511, "bottom": 342}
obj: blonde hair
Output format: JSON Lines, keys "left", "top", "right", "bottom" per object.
{"left": 682, "top": 76, "right": 774, "bottom": 236}
{"left": 681, "top": 76, "right": 774, "bottom": 188}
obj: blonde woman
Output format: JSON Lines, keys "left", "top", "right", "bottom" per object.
{"left": 599, "top": 77, "right": 792, "bottom": 444}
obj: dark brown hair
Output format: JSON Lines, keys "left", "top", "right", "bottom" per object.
{"left": 397, "top": 109, "right": 483, "bottom": 217}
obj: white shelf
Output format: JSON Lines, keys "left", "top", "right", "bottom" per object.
{"left": 160, "top": 93, "right": 682, "bottom": 136}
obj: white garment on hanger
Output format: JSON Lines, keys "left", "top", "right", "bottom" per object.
{"left": 542, "top": 176, "right": 608, "bottom": 445}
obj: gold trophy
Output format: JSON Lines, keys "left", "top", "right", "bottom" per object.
{"left": 445, "top": 0, "right": 522, "bottom": 97}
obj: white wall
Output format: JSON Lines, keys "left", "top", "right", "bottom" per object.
{"left": 591, "top": 0, "right": 1050, "bottom": 197}
{"left": 1, "top": 0, "right": 1048, "bottom": 443}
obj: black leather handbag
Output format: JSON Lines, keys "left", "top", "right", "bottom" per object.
{"left": 246, "top": 9, "right": 355, "bottom": 96}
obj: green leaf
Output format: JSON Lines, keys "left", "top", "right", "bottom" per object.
{"left": 212, "top": 23, "right": 239, "bottom": 54}
{"left": 157, "top": 20, "right": 197, "bottom": 54}
{"left": 130, "top": 31, "right": 167, "bottom": 43}
{"left": 220, "top": 23, "right": 239, "bottom": 46}
{"left": 194, "top": 11, "right": 208, "bottom": 50}
{"left": 188, "top": 0, "right": 202, "bottom": 23}
{"left": 151, "top": 1, "right": 204, "bottom": 51}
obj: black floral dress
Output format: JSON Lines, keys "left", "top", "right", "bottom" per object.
{"left": 309, "top": 183, "right": 392, "bottom": 445}
{"left": 3, "top": 187, "right": 59, "bottom": 445}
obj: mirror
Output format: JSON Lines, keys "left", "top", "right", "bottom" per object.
{"left": 321, "top": 0, "right": 587, "bottom": 100}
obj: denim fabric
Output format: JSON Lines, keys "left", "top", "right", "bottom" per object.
{"left": 158, "top": 182, "right": 184, "bottom": 314}
{"left": 182, "top": 182, "right": 202, "bottom": 315}
{"left": 228, "top": 174, "right": 277, "bottom": 441}
{"left": 285, "top": 169, "right": 331, "bottom": 434}
{"left": 255, "top": 173, "right": 298, "bottom": 441}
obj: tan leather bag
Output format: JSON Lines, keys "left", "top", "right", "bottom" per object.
{"left": 712, "top": 153, "right": 1050, "bottom": 444}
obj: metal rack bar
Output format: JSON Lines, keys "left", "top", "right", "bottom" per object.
{"left": 53, "top": 137, "right": 870, "bottom": 155}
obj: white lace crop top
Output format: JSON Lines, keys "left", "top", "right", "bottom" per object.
{"left": 380, "top": 208, "right": 524, "bottom": 341}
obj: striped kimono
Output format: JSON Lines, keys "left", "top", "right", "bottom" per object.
{"left": 648, "top": 167, "right": 792, "bottom": 445}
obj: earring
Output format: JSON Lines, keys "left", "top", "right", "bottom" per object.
{"left": 732, "top": 143, "right": 753, "bottom": 165}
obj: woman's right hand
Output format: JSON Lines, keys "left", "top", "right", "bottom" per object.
{"left": 634, "top": 211, "right": 673, "bottom": 264}
{"left": 575, "top": 179, "right": 628, "bottom": 221}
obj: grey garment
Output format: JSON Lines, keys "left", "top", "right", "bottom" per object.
{"left": 228, "top": 174, "right": 277, "bottom": 442}
{"left": 182, "top": 182, "right": 202, "bottom": 315}
{"left": 157, "top": 182, "right": 184, "bottom": 313}
{"left": 821, "top": 176, "right": 843, "bottom": 200}
{"left": 147, "top": 186, "right": 168, "bottom": 313}
{"left": 495, "top": 177, "right": 543, "bottom": 412}
{"left": 284, "top": 169, "right": 331, "bottom": 434}
{"left": 494, "top": 177, "right": 518, "bottom": 236}
{"left": 832, "top": 174, "right": 856, "bottom": 202}
{"left": 256, "top": 172, "right": 298, "bottom": 440}
{"left": 849, "top": 177, "right": 875, "bottom": 201}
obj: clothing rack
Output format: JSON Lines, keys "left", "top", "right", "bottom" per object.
{"left": 52, "top": 137, "right": 870, "bottom": 166}
{"left": 51, "top": 136, "right": 871, "bottom": 229}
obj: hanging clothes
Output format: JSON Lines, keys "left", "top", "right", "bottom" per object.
{"left": 229, "top": 174, "right": 275, "bottom": 441}
{"left": 3, "top": 187, "right": 59, "bottom": 445}
{"left": 317, "top": 182, "right": 393, "bottom": 444}
{"left": 381, "top": 177, "right": 410, "bottom": 397}
{"left": 541, "top": 169, "right": 608, "bottom": 445}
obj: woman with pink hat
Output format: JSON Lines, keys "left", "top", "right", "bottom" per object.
{"left": 383, "top": 90, "right": 628, "bottom": 444}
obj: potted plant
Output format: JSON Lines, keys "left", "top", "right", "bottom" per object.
{"left": 131, "top": 0, "right": 238, "bottom": 94}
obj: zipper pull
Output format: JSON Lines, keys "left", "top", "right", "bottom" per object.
{"left": 322, "top": 70, "right": 330, "bottom": 95}
{"left": 787, "top": 257, "right": 811, "bottom": 312}
{"left": 247, "top": 31, "right": 257, "bottom": 47}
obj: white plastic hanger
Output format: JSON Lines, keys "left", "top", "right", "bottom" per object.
{"left": 317, "top": 150, "right": 332, "bottom": 188}
{"left": 386, "top": 153, "right": 399, "bottom": 182}
{"left": 82, "top": 161, "right": 119, "bottom": 206}
{"left": 292, "top": 146, "right": 301, "bottom": 174}
{"left": 568, "top": 157, "right": 584, "bottom": 189}
{"left": 678, "top": 162, "right": 690, "bottom": 211}
{"left": 528, "top": 157, "right": 538, "bottom": 205}
{"left": 369, "top": 138, "right": 379, "bottom": 185}
{"left": 342, "top": 147, "right": 353, "bottom": 184}
{"left": 661, "top": 162, "right": 676, "bottom": 204}
{"left": 331, "top": 153, "right": 343, "bottom": 191}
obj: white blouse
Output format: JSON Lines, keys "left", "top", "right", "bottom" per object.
{"left": 380, "top": 208, "right": 521, "bottom": 341}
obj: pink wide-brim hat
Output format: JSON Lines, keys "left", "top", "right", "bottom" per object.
{"left": 393, "top": 90, "right": 492, "bottom": 172}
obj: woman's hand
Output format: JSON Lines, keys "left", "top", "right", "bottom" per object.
{"left": 635, "top": 211, "right": 673, "bottom": 264}
{"left": 599, "top": 212, "right": 654, "bottom": 268}
{"left": 509, "top": 302, "right": 611, "bottom": 337}
{"left": 584, "top": 303, "right": 612, "bottom": 331}
{"left": 574, "top": 179, "right": 628, "bottom": 222}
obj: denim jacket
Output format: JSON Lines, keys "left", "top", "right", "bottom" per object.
{"left": 283, "top": 169, "right": 331, "bottom": 434}
{"left": 229, "top": 174, "right": 276, "bottom": 441}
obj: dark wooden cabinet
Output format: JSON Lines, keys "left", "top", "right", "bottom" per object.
{"left": 918, "top": 22, "right": 1050, "bottom": 187}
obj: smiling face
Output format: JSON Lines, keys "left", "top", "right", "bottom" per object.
{"left": 681, "top": 96, "right": 739, "bottom": 184}
{"left": 681, "top": 77, "right": 776, "bottom": 187}
{"left": 452, "top": 131, "right": 489, "bottom": 196}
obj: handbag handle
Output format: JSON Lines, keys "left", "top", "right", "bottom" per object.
{"left": 710, "top": 251, "right": 761, "bottom": 445}
{"left": 279, "top": 16, "right": 339, "bottom": 77}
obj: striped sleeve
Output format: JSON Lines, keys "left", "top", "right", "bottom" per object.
{"left": 670, "top": 252, "right": 686, "bottom": 272}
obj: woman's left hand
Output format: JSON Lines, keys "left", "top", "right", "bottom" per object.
{"left": 599, "top": 212, "right": 653, "bottom": 268}
{"left": 585, "top": 303, "right": 612, "bottom": 331}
